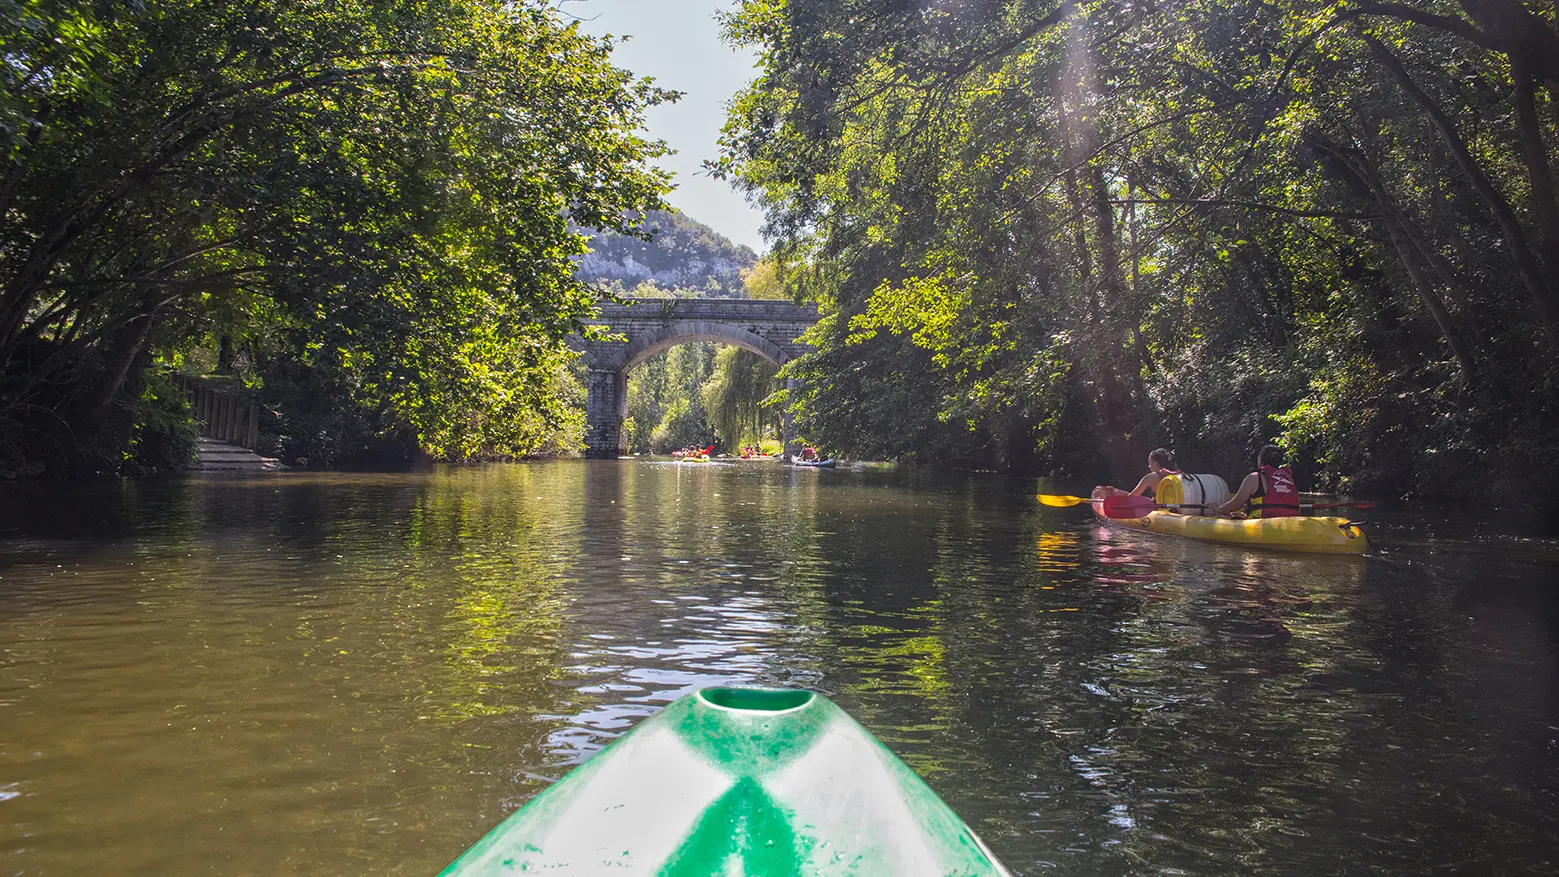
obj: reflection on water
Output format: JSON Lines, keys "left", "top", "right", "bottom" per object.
{"left": 1, "top": 462, "right": 1557, "bottom": 875}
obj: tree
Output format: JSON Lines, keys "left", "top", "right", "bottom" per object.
{"left": 626, "top": 343, "right": 716, "bottom": 453}
{"left": 0, "top": 0, "right": 671, "bottom": 473}
{"left": 702, "top": 345, "right": 780, "bottom": 445}
{"left": 716, "top": 0, "right": 1559, "bottom": 497}
{"left": 742, "top": 258, "right": 788, "bottom": 300}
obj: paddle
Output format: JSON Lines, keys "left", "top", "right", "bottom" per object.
{"left": 1039, "top": 492, "right": 1373, "bottom": 516}
{"left": 1101, "top": 494, "right": 1176, "bottom": 518}
{"left": 1099, "top": 495, "right": 1375, "bottom": 519}
{"left": 1036, "top": 493, "right": 1187, "bottom": 514}
{"left": 1035, "top": 493, "right": 1178, "bottom": 517}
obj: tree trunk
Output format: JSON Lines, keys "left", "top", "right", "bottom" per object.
{"left": 1513, "top": 65, "right": 1559, "bottom": 283}
{"left": 1456, "top": 0, "right": 1559, "bottom": 87}
{"left": 1367, "top": 36, "right": 1559, "bottom": 343}
{"left": 1308, "top": 132, "right": 1479, "bottom": 378}
{"left": 1088, "top": 164, "right": 1126, "bottom": 317}
{"left": 77, "top": 309, "right": 158, "bottom": 435}
{"left": 1382, "top": 220, "right": 1479, "bottom": 379}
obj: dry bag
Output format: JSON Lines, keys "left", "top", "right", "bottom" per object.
{"left": 1155, "top": 473, "right": 1230, "bottom": 516}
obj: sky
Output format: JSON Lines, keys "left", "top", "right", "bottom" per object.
{"left": 568, "top": 0, "right": 767, "bottom": 252}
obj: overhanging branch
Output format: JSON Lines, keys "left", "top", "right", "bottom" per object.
{"left": 1108, "top": 198, "right": 1378, "bottom": 219}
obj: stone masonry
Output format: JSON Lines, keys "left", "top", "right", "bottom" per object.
{"left": 572, "top": 298, "right": 819, "bottom": 458}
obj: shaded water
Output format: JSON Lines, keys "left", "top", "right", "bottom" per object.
{"left": 1, "top": 461, "right": 1557, "bottom": 875}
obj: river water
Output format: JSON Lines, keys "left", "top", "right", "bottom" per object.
{"left": 1, "top": 461, "right": 1556, "bottom": 876}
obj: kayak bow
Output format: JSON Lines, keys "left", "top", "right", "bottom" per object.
{"left": 438, "top": 687, "right": 1011, "bottom": 876}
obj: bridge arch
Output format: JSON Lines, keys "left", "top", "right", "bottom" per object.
{"left": 573, "top": 297, "right": 818, "bottom": 458}
{"left": 616, "top": 321, "right": 791, "bottom": 372}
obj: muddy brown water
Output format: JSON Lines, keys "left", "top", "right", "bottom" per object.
{"left": 2, "top": 461, "right": 1556, "bottom": 875}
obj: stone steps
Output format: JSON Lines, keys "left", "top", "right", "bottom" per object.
{"left": 193, "top": 439, "right": 287, "bottom": 472}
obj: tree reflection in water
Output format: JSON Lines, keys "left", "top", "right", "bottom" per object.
{"left": 0, "top": 464, "right": 1553, "bottom": 875}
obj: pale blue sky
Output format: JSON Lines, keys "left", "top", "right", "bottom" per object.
{"left": 567, "top": 0, "right": 766, "bottom": 252}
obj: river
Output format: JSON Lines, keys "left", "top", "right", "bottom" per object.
{"left": 1, "top": 461, "right": 1556, "bottom": 875}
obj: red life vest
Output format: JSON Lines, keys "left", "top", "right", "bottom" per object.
{"left": 1250, "top": 465, "right": 1300, "bottom": 518}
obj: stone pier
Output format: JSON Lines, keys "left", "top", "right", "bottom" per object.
{"left": 584, "top": 368, "right": 628, "bottom": 458}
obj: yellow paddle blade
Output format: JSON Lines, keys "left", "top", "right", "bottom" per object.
{"left": 1037, "top": 493, "right": 1089, "bottom": 507}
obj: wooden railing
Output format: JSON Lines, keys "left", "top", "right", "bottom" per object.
{"left": 178, "top": 377, "right": 260, "bottom": 450}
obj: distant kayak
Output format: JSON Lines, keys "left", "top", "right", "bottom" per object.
{"left": 437, "top": 687, "right": 1011, "bottom": 876}
{"left": 1090, "top": 488, "right": 1367, "bottom": 555}
{"left": 792, "top": 458, "right": 836, "bottom": 468}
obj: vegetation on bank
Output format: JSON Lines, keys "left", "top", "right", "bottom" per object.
{"left": 0, "top": 1, "right": 670, "bottom": 476}
{"left": 715, "top": 0, "right": 1559, "bottom": 501}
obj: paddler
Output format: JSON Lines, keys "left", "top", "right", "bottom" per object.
{"left": 1096, "top": 448, "right": 1180, "bottom": 501}
{"left": 1216, "top": 445, "right": 1301, "bottom": 518}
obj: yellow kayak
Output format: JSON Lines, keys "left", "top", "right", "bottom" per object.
{"left": 1090, "top": 493, "right": 1367, "bottom": 555}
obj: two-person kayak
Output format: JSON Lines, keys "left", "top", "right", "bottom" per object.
{"left": 1088, "top": 486, "right": 1368, "bottom": 554}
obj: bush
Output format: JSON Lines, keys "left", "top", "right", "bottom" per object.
{"left": 126, "top": 368, "right": 199, "bottom": 472}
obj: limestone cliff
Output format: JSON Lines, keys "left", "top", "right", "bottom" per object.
{"left": 575, "top": 210, "right": 757, "bottom": 297}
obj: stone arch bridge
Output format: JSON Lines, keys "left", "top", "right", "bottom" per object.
{"left": 572, "top": 297, "right": 819, "bottom": 458}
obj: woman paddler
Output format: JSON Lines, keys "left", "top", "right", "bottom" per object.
{"left": 1216, "top": 445, "right": 1300, "bottom": 518}
{"left": 1097, "top": 448, "right": 1181, "bottom": 502}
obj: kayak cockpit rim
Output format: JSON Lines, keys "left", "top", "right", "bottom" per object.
{"left": 697, "top": 687, "right": 815, "bottom": 713}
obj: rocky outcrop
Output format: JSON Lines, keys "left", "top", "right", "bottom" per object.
{"left": 575, "top": 210, "right": 757, "bottom": 297}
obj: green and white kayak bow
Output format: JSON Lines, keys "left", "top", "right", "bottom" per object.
{"left": 438, "top": 687, "right": 1011, "bottom": 876}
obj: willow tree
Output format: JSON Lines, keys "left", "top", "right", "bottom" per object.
{"left": 702, "top": 345, "right": 781, "bottom": 447}
{"left": 0, "top": 0, "right": 670, "bottom": 473}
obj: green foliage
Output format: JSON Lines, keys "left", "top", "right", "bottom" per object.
{"left": 626, "top": 343, "right": 717, "bottom": 453}
{"left": 126, "top": 367, "right": 199, "bottom": 472}
{"left": 701, "top": 346, "right": 781, "bottom": 446}
{"left": 649, "top": 396, "right": 714, "bottom": 453}
{"left": 625, "top": 341, "right": 782, "bottom": 453}
{"left": 0, "top": 0, "right": 671, "bottom": 474}
{"left": 1150, "top": 346, "right": 1309, "bottom": 476}
{"left": 742, "top": 259, "right": 789, "bottom": 300}
{"left": 531, "top": 365, "right": 589, "bottom": 459}
{"left": 718, "top": 0, "right": 1559, "bottom": 498}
